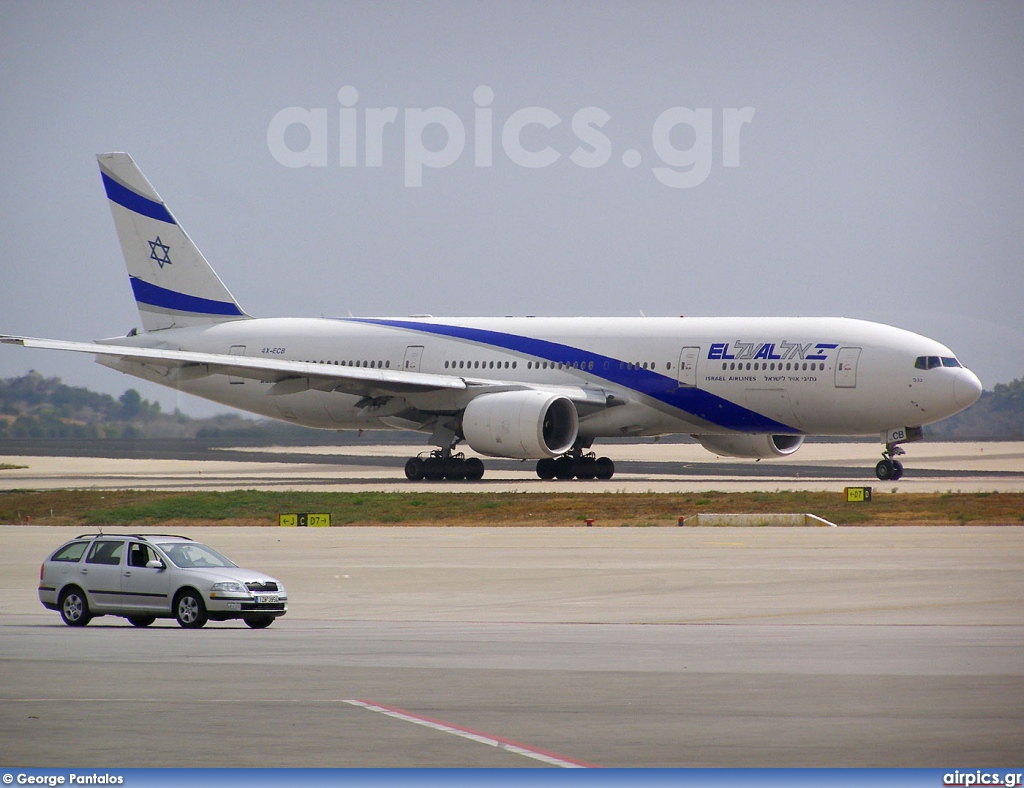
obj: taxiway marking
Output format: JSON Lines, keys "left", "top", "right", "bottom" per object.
{"left": 343, "top": 698, "right": 598, "bottom": 768}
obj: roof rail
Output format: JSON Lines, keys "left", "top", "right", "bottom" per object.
{"left": 73, "top": 533, "right": 194, "bottom": 541}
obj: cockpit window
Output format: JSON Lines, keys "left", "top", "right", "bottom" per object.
{"left": 915, "top": 355, "right": 961, "bottom": 370}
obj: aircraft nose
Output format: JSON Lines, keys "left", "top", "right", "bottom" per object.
{"left": 954, "top": 368, "right": 983, "bottom": 409}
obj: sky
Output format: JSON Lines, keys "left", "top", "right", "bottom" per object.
{"left": 1, "top": 1, "right": 1022, "bottom": 417}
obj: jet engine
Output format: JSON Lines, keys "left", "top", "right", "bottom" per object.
{"left": 694, "top": 434, "right": 804, "bottom": 459}
{"left": 462, "top": 390, "right": 578, "bottom": 459}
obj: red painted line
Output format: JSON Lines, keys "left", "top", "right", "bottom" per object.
{"left": 344, "top": 698, "right": 600, "bottom": 768}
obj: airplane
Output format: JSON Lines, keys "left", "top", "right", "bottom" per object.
{"left": 1, "top": 152, "right": 983, "bottom": 482}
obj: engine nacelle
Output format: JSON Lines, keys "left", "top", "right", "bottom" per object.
{"left": 695, "top": 433, "right": 805, "bottom": 459}
{"left": 463, "top": 391, "right": 578, "bottom": 459}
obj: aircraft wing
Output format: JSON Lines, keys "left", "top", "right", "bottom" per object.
{"left": 0, "top": 335, "right": 612, "bottom": 407}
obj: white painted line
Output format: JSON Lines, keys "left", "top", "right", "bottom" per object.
{"left": 343, "top": 698, "right": 598, "bottom": 768}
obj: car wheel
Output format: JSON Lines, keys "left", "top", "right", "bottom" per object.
{"left": 59, "top": 587, "right": 92, "bottom": 627}
{"left": 127, "top": 616, "right": 156, "bottom": 627}
{"left": 244, "top": 616, "right": 275, "bottom": 629}
{"left": 174, "top": 589, "right": 208, "bottom": 629}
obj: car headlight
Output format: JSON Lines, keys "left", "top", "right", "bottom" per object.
{"left": 209, "top": 581, "right": 248, "bottom": 598}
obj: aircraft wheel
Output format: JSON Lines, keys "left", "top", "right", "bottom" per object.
{"left": 554, "top": 456, "right": 576, "bottom": 480}
{"left": 405, "top": 457, "right": 425, "bottom": 481}
{"left": 594, "top": 457, "right": 615, "bottom": 480}
{"left": 875, "top": 459, "right": 893, "bottom": 481}
{"left": 423, "top": 457, "right": 445, "bottom": 481}
{"left": 536, "top": 458, "right": 556, "bottom": 480}
{"left": 464, "top": 458, "right": 485, "bottom": 481}
{"left": 575, "top": 457, "right": 597, "bottom": 480}
{"left": 890, "top": 460, "right": 904, "bottom": 481}
{"left": 444, "top": 458, "right": 466, "bottom": 480}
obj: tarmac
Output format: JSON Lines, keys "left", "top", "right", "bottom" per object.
{"left": 0, "top": 442, "right": 1022, "bottom": 768}
{"left": 2, "top": 440, "right": 1023, "bottom": 492}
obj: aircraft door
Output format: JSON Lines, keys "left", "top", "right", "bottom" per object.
{"left": 677, "top": 346, "right": 699, "bottom": 387}
{"left": 229, "top": 345, "right": 246, "bottom": 384}
{"left": 835, "top": 347, "right": 861, "bottom": 388}
{"left": 403, "top": 345, "right": 424, "bottom": 372}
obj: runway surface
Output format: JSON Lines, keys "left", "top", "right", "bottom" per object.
{"left": 2, "top": 525, "right": 1022, "bottom": 767}
{"left": 2, "top": 440, "right": 1023, "bottom": 492}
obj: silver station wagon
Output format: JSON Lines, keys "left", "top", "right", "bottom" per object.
{"left": 39, "top": 533, "right": 288, "bottom": 628}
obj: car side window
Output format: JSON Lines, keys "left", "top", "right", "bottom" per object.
{"left": 85, "top": 540, "right": 126, "bottom": 566}
{"left": 51, "top": 542, "right": 89, "bottom": 562}
{"left": 128, "top": 543, "right": 159, "bottom": 568}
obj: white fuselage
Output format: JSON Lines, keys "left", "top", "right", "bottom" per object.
{"left": 100, "top": 314, "right": 979, "bottom": 441}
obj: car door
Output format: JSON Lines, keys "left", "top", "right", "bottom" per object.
{"left": 120, "top": 542, "right": 172, "bottom": 614}
{"left": 80, "top": 539, "right": 127, "bottom": 612}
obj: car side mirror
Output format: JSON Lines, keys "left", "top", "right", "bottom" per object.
{"left": 146, "top": 559, "right": 165, "bottom": 570}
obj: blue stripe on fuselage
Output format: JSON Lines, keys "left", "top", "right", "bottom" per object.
{"left": 101, "top": 172, "right": 175, "bottom": 224}
{"left": 130, "top": 277, "right": 245, "bottom": 317}
{"left": 347, "top": 318, "right": 799, "bottom": 433}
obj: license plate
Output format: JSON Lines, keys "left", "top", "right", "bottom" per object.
{"left": 254, "top": 594, "right": 279, "bottom": 604}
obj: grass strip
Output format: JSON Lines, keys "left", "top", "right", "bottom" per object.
{"left": 2, "top": 489, "right": 1023, "bottom": 527}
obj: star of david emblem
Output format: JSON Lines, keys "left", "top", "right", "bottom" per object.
{"left": 148, "top": 236, "right": 172, "bottom": 268}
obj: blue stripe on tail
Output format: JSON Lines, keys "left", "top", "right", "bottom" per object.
{"left": 101, "top": 172, "right": 175, "bottom": 224}
{"left": 130, "top": 277, "right": 245, "bottom": 317}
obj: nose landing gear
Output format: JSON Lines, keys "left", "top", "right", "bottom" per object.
{"left": 875, "top": 445, "right": 905, "bottom": 481}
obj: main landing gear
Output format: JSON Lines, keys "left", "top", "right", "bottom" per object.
{"left": 402, "top": 449, "right": 618, "bottom": 482}
{"left": 536, "top": 451, "right": 615, "bottom": 481}
{"left": 405, "top": 450, "right": 485, "bottom": 481}
{"left": 875, "top": 444, "right": 905, "bottom": 481}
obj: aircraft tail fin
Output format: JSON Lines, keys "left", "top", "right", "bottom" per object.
{"left": 97, "top": 152, "right": 249, "bottom": 332}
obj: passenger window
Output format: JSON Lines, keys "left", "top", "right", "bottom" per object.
{"left": 128, "top": 543, "right": 157, "bottom": 568}
{"left": 86, "top": 540, "right": 125, "bottom": 566}
{"left": 51, "top": 542, "right": 88, "bottom": 562}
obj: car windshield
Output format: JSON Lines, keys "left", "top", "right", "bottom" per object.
{"left": 157, "top": 542, "right": 237, "bottom": 569}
